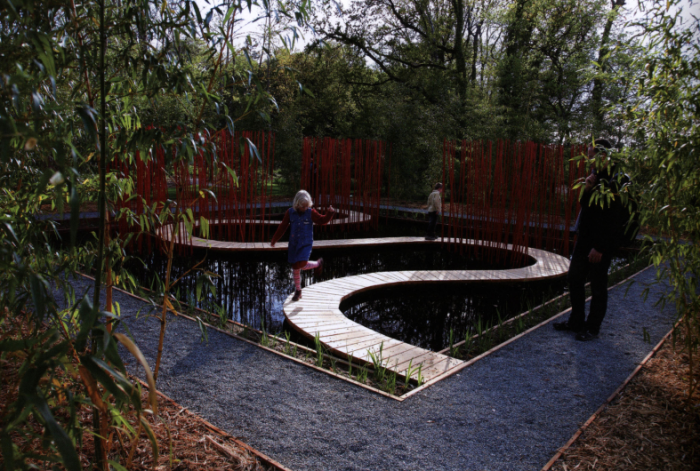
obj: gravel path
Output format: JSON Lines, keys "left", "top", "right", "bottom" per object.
{"left": 63, "top": 266, "right": 675, "bottom": 471}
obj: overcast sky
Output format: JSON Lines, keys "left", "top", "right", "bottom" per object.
{"left": 194, "top": 0, "right": 698, "bottom": 54}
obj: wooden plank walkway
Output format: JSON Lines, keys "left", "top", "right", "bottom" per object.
{"left": 156, "top": 217, "right": 571, "bottom": 382}
{"left": 156, "top": 210, "right": 371, "bottom": 252}
{"left": 282, "top": 239, "right": 570, "bottom": 383}
{"left": 156, "top": 218, "right": 570, "bottom": 382}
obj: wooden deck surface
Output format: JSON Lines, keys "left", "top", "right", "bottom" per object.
{"left": 158, "top": 220, "right": 570, "bottom": 382}
{"left": 281, "top": 239, "right": 570, "bottom": 383}
{"left": 156, "top": 210, "right": 370, "bottom": 252}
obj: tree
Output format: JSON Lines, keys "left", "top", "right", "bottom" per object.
{"left": 313, "top": 0, "right": 497, "bottom": 114}
{"left": 496, "top": 0, "right": 608, "bottom": 141}
{"left": 590, "top": 0, "right": 626, "bottom": 134}
{"left": 621, "top": 0, "right": 700, "bottom": 399}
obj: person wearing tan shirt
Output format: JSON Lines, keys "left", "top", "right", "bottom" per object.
{"left": 425, "top": 182, "right": 443, "bottom": 240}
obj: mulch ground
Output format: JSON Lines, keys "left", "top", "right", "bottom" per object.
{"left": 551, "top": 327, "right": 700, "bottom": 471}
{"left": 0, "top": 312, "right": 274, "bottom": 471}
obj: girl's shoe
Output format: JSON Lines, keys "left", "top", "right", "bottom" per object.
{"left": 314, "top": 258, "right": 324, "bottom": 277}
{"left": 292, "top": 290, "right": 302, "bottom": 301}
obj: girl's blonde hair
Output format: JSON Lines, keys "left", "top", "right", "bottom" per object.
{"left": 293, "top": 190, "right": 313, "bottom": 211}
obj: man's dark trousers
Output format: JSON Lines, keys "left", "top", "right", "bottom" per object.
{"left": 568, "top": 247, "right": 612, "bottom": 334}
{"left": 426, "top": 211, "right": 438, "bottom": 237}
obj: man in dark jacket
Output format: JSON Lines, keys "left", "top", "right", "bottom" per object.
{"left": 554, "top": 139, "right": 621, "bottom": 341}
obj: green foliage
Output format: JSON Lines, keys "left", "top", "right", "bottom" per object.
{"left": 356, "top": 365, "right": 369, "bottom": 384}
{"left": 368, "top": 342, "right": 386, "bottom": 383}
{"left": 384, "top": 367, "right": 397, "bottom": 395}
{"left": 314, "top": 332, "right": 324, "bottom": 367}
{"left": 0, "top": 0, "right": 309, "bottom": 467}
{"left": 404, "top": 359, "right": 417, "bottom": 386}
{"left": 260, "top": 318, "right": 270, "bottom": 347}
{"left": 283, "top": 330, "right": 292, "bottom": 354}
{"left": 619, "top": 0, "right": 700, "bottom": 399}
{"left": 449, "top": 328, "right": 459, "bottom": 357}
{"left": 497, "top": 0, "right": 611, "bottom": 140}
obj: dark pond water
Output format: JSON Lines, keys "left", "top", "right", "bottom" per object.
{"left": 339, "top": 281, "right": 565, "bottom": 351}
{"left": 125, "top": 239, "right": 548, "bottom": 348}
{"left": 60, "top": 217, "right": 637, "bottom": 351}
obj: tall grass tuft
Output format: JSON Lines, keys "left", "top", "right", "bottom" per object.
{"left": 283, "top": 331, "right": 292, "bottom": 355}
{"left": 404, "top": 359, "right": 416, "bottom": 386}
{"left": 416, "top": 364, "right": 424, "bottom": 387}
{"left": 448, "top": 328, "right": 458, "bottom": 357}
{"left": 357, "top": 366, "right": 369, "bottom": 384}
{"left": 368, "top": 342, "right": 386, "bottom": 383}
{"left": 314, "top": 332, "right": 324, "bottom": 367}
{"left": 260, "top": 318, "right": 270, "bottom": 347}
{"left": 463, "top": 330, "right": 472, "bottom": 357}
{"left": 385, "top": 365, "right": 397, "bottom": 395}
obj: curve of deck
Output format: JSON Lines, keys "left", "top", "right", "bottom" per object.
{"left": 155, "top": 209, "right": 371, "bottom": 251}
{"left": 282, "top": 238, "right": 570, "bottom": 383}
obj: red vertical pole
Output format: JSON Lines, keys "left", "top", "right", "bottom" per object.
{"left": 459, "top": 140, "right": 465, "bottom": 254}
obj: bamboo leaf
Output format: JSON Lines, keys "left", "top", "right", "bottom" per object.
{"left": 75, "top": 298, "right": 97, "bottom": 352}
{"left": 245, "top": 138, "right": 261, "bottom": 163}
{"left": 200, "top": 217, "right": 209, "bottom": 239}
{"left": 114, "top": 333, "right": 158, "bottom": 413}
{"left": 76, "top": 105, "right": 98, "bottom": 145}
{"left": 225, "top": 115, "right": 235, "bottom": 135}
{"left": 224, "top": 4, "right": 236, "bottom": 24}
{"left": 29, "top": 394, "right": 82, "bottom": 471}
{"left": 1, "top": 430, "right": 17, "bottom": 469}
{"left": 0, "top": 337, "right": 38, "bottom": 352}
{"left": 139, "top": 415, "right": 160, "bottom": 464}
{"left": 1, "top": 222, "right": 19, "bottom": 245}
{"left": 29, "top": 275, "right": 46, "bottom": 322}
{"left": 108, "top": 461, "right": 129, "bottom": 471}
{"left": 80, "top": 356, "right": 130, "bottom": 405}
{"left": 195, "top": 316, "right": 208, "bottom": 343}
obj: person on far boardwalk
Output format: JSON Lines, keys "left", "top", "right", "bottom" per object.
{"left": 553, "top": 139, "right": 622, "bottom": 341}
{"left": 425, "top": 183, "right": 443, "bottom": 241}
{"left": 271, "top": 190, "right": 335, "bottom": 301}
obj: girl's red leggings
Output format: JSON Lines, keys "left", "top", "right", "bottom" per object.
{"left": 293, "top": 260, "right": 319, "bottom": 291}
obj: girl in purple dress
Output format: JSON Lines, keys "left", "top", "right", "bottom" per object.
{"left": 271, "top": 190, "right": 335, "bottom": 301}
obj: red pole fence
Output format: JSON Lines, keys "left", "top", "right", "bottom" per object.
{"left": 441, "top": 139, "right": 587, "bottom": 265}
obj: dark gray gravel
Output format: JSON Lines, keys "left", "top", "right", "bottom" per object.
{"left": 62, "top": 267, "right": 675, "bottom": 471}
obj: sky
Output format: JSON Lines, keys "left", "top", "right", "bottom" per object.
{"left": 193, "top": 0, "right": 699, "bottom": 55}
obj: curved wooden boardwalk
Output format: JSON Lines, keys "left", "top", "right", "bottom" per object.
{"left": 156, "top": 219, "right": 570, "bottom": 383}
{"left": 282, "top": 238, "right": 570, "bottom": 383}
{"left": 156, "top": 210, "right": 370, "bottom": 251}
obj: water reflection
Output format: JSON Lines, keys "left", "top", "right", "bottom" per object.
{"left": 340, "top": 282, "right": 564, "bottom": 351}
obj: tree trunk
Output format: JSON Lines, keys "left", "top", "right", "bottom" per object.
{"left": 471, "top": 21, "right": 482, "bottom": 83}
{"left": 452, "top": 0, "right": 467, "bottom": 102}
{"left": 591, "top": 0, "right": 625, "bottom": 133}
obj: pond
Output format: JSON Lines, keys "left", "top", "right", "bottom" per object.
{"left": 62, "top": 219, "right": 635, "bottom": 351}
{"left": 340, "top": 281, "right": 566, "bottom": 351}
{"left": 127, "top": 240, "right": 562, "bottom": 351}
